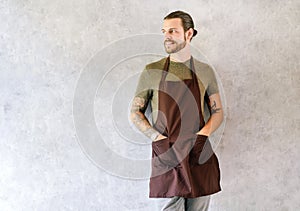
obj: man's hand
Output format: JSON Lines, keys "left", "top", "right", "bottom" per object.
{"left": 153, "top": 134, "right": 168, "bottom": 142}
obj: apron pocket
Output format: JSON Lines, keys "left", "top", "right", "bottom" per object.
{"left": 152, "top": 138, "right": 179, "bottom": 168}
{"left": 191, "top": 134, "right": 214, "bottom": 165}
{"left": 152, "top": 137, "right": 169, "bottom": 155}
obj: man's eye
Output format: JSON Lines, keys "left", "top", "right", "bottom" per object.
{"left": 162, "top": 29, "right": 177, "bottom": 34}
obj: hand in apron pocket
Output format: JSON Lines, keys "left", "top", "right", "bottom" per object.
{"left": 190, "top": 134, "right": 214, "bottom": 165}
{"left": 152, "top": 137, "right": 179, "bottom": 168}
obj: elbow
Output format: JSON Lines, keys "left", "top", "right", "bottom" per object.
{"left": 219, "top": 109, "right": 224, "bottom": 123}
{"left": 212, "top": 109, "right": 224, "bottom": 125}
{"left": 129, "top": 112, "right": 136, "bottom": 124}
{"left": 219, "top": 110, "right": 225, "bottom": 126}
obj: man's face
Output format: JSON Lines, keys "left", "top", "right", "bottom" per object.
{"left": 162, "top": 18, "right": 187, "bottom": 54}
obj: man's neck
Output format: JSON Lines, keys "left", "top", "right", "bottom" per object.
{"left": 169, "top": 45, "right": 191, "bottom": 63}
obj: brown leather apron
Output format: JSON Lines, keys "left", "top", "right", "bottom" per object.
{"left": 149, "top": 56, "right": 221, "bottom": 198}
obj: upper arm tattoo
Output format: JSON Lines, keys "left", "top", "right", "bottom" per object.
{"left": 131, "top": 97, "right": 146, "bottom": 112}
{"left": 209, "top": 100, "right": 222, "bottom": 115}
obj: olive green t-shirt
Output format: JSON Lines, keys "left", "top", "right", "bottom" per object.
{"left": 134, "top": 57, "right": 219, "bottom": 124}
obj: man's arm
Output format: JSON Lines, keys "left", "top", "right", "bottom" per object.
{"left": 196, "top": 93, "right": 224, "bottom": 136}
{"left": 130, "top": 96, "right": 166, "bottom": 141}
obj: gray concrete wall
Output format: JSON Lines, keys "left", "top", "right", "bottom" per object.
{"left": 0, "top": 0, "right": 299, "bottom": 210}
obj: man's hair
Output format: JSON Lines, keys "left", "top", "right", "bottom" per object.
{"left": 164, "top": 10, "right": 198, "bottom": 39}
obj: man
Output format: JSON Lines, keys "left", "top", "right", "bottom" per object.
{"left": 130, "top": 11, "right": 223, "bottom": 211}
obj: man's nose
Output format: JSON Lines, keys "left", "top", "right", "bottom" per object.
{"left": 164, "top": 31, "right": 172, "bottom": 40}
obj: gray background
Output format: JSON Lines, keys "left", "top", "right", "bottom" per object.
{"left": 0, "top": 0, "right": 299, "bottom": 210}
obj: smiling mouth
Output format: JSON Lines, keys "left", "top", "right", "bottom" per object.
{"left": 165, "top": 41, "right": 175, "bottom": 45}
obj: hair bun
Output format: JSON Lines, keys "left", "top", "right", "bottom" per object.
{"left": 193, "top": 29, "right": 198, "bottom": 37}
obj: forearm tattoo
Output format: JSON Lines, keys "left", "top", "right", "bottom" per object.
{"left": 130, "top": 97, "right": 159, "bottom": 138}
{"left": 209, "top": 100, "right": 221, "bottom": 115}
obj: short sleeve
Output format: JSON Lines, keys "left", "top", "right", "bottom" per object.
{"left": 134, "top": 68, "right": 153, "bottom": 105}
{"left": 206, "top": 66, "right": 219, "bottom": 96}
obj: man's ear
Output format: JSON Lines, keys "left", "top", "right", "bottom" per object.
{"left": 186, "top": 28, "right": 194, "bottom": 41}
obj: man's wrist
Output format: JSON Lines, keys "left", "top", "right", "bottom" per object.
{"left": 196, "top": 130, "right": 210, "bottom": 137}
{"left": 150, "top": 131, "right": 160, "bottom": 141}
{"left": 144, "top": 127, "right": 160, "bottom": 140}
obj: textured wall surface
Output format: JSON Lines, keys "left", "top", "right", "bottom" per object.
{"left": 0, "top": 0, "right": 299, "bottom": 210}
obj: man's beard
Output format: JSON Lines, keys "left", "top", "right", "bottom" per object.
{"left": 164, "top": 38, "right": 187, "bottom": 54}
